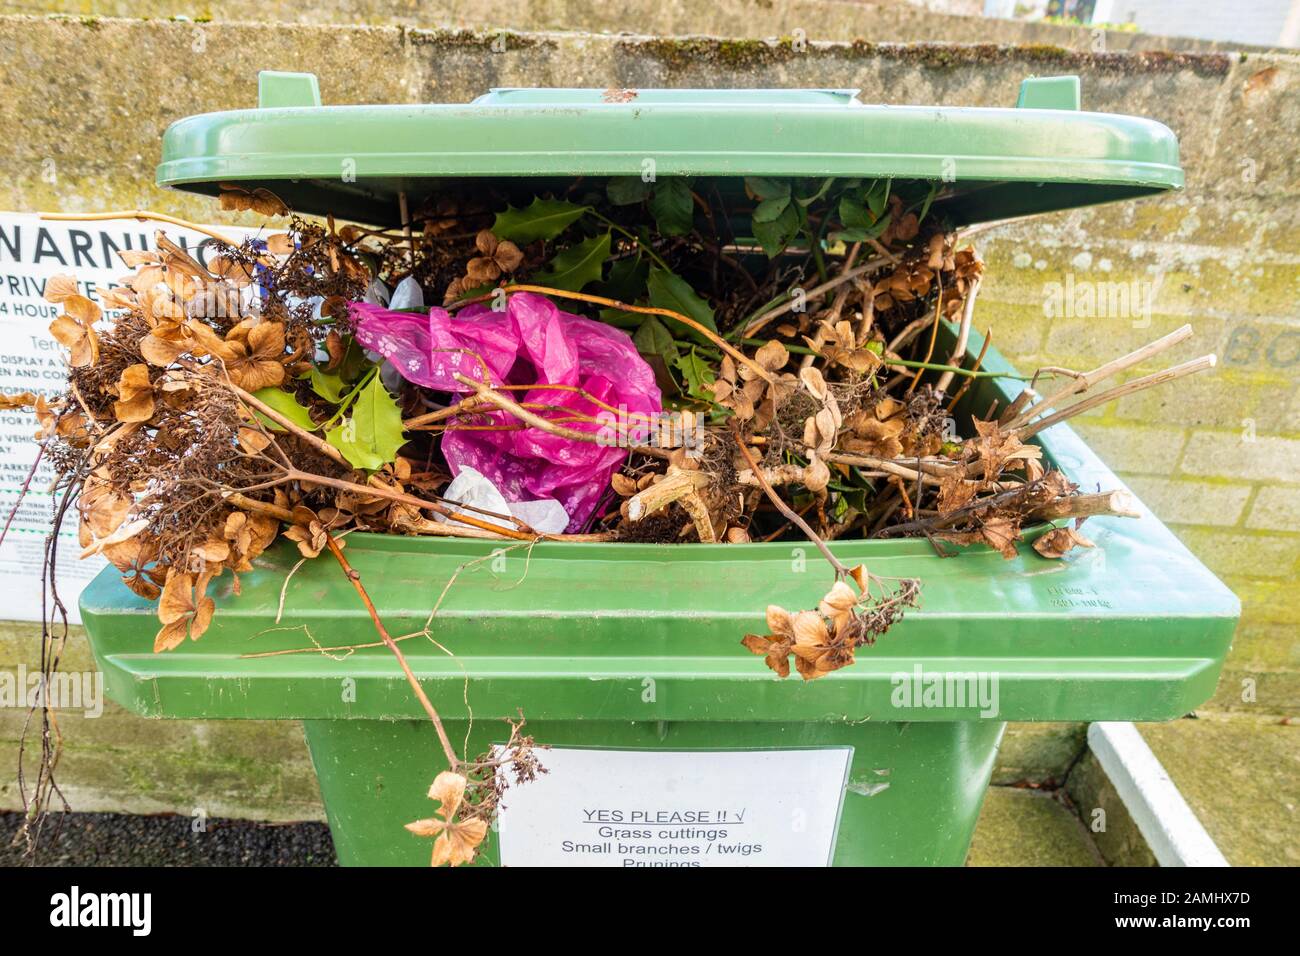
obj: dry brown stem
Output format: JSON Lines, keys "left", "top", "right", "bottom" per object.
{"left": 627, "top": 469, "right": 712, "bottom": 522}
{"left": 1029, "top": 490, "right": 1140, "bottom": 521}
{"left": 1017, "top": 354, "right": 1216, "bottom": 440}
{"left": 42, "top": 209, "right": 241, "bottom": 247}
{"left": 731, "top": 425, "right": 851, "bottom": 578}
{"left": 742, "top": 257, "right": 888, "bottom": 338}
{"left": 934, "top": 276, "right": 981, "bottom": 395}
{"left": 1007, "top": 324, "right": 1194, "bottom": 431}
{"left": 324, "top": 533, "right": 459, "bottom": 769}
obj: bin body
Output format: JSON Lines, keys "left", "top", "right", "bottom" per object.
{"left": 305, "top": 719, "right": 1006, "bottom": 866}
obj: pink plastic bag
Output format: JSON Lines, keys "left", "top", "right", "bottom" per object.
{"left": 351, "top": 293, "right": 661, "bottom": 532}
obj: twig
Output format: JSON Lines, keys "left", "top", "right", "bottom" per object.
{"left": 1006, "top": 324, "right": 1194, "bottom": 431}
{"left": 453, "top": 374, "right": 671, "bottom": 459}
{"left": 800, "top": 242, "right": 861, "bottom": 372}
{"left": 867, "top": 237, "right": 899, "bottom": 263}
{"left": 1030, "top": 490, "right": 1140, "bottom": 521}
{"left": 888, "top": 312, "right": 937, "bottom": 355}
{"left": 42, "top": 210, "right": 241, "bottom": 247}
{"left": 399, "top": 191, "right": 414, "bottom": 272}
{"left": 280, "top": 467, "right": 528, "bottom": 539}
{"left": 678, "top": 492, "right": 717, "bottom": 542}
{"left": 627, "top": 469, "right": 712, "bottom": 521}
{"left": 1017, "top": 354, "right": 1216, "bottom": 440}
{"left": 826, "top": 452, "right": 1015, "bottom": 489}
{"left": 730, "top": 423, "right": 850, "bottom": 578}
{"left": 946, "top": 329, "right": 991, "bottom": 413}
{"left": 222, "top": 378, "right": 352, "bottom": 470}
{"left": 874, "top": 479, "right": 1054, "bottom": 538}
{"left": 404, "top": 383, "right": 659, "bottom": 431}
{"left": 458, "top": 283, "right": 772, "bottom": 385}
{"left": 324, "top": 533, "right": 459, "bottom": 770}
{"left": 0, "top": 443, "right": 44, "bottom": 548}
{"left": 934, "top": 276, "right": 981, "bottom": 395}
{"left": 906, "top": 273, "right": 943, "bottom": 394}
{"left": 741, "top": 257, "right": 888, "bottom": 338}
{"left": 223, "top": 491, "right": 294, "bottom": 522}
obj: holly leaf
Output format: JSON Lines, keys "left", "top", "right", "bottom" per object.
{"left": 491, "top": 197, "right": 588, "bottom": 244}
{"left": 649, "top": 178, "right": 694, "bottom": 236}
{"left": 325, "top": 375, "right": 405, "bottom": 470}
{"left": 674, "top": 347, "right": 716, "bottom": 400}
{"left": 597, "top": 253, "right": 649, "bottom": 303}
{"left": 252, "top": 387, "right": 318, "bottom": 432}
{"left": 308, "top": 368, "right": 345, "bottom": 403}
{"left": 633, "top": 316, "right": 678, "bottom": 363}
{"left": 646, "top": 268, "right": 716, "bottom": 346}
{"left": 607, "top": 177, "right": 653, "bottom": 206}
{"left": 533, "top": 231, "right": 610, "bottom": 292}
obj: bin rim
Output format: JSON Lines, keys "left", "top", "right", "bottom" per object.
{"left": 156, "top": 74, "right": 1184, "bottom": 227}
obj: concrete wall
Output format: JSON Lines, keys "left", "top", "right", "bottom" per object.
{"left": 1, "top": 14, "right": 1296, "bottom": 819}
{"left": 9, "top": 0, "right": 1283, "bottom": 52}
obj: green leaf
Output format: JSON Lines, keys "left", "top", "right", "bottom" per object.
{"left": 752, "top": 202, "right": 800, "bottom": 258}
{"left": 252, "top": 388, "right": 318, "bottom": 433}
{"left": 633, "top": 316, "right": 678, "bottom": 363}
{"left": 866, "top": 178, "right": 892, "bottom": 218}
{"left": 752, "top": 195, "right": 791, "bottom": 224}
{"left": 795, "top": 176, "right": 835, "bottom": 207}
{"left": 674, "top": 347, "right": 716, "bottom": 399}
{"left": 491, "top": 197, "right": 589, "bottom": 244}
{"left": 332, "top": 337, "right": 372, "bottom": 384}
{"left": 325, "top": 375, "right": 405, "bottom": 471}
{"left": 597, "top": 253, "right": 649, "bottom": 303}
{"left": 649, "top": 178, "right": 694, "bottom": 236}
{"left": 308, "top": 368, "right": 345, "bottom": 403}
{"left": 917, "top": 181, "right": 939, "bottom": 224}
{"left": 744, "top": 177, "right": 790, "bottom": 202}
{"left": 836, "top": 187, "right": 893, "bottom": 242}
{"left": 647, "top": 267, "right": 717, "bottom": 343}
{"left": 831, "top": 214, "right": 891, "bottom": 243}
{"left": 606, "top": 177, "right": 652, "bottom": 206}
{"left": 534, "top": 231, "right": 611, "bottom": 292}
{"left": 838, "top": 194, "right": 875, "bottom": 230}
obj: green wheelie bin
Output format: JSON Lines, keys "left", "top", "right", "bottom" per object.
{"left": 78, "top": 73, "right": 1239, "bottom": 866}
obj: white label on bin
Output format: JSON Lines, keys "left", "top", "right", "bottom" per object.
{"left": 495, "top": 746, "right": 853, "bottom": 867}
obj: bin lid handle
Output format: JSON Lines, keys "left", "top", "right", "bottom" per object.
{"left": 1016, "top": 75, "right": 1081, "bottom": 110}
{"left": 258, "top": 71, "right": 322, "bottom": 109}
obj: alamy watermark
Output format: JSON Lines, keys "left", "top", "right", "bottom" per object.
{"left": 0, "top": 665, "right": 103, "bottom": 717}
{"left": 1042, "top": 273, "right": 1162, "bottom": 328}
{"left": 50, "top": 886, "right": 151, "bottom": 936}
{"left": 889, "top": 664, "right": 999, "bottom": 718}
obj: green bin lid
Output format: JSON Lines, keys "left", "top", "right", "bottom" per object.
{"left": 157, "top": 72, "right": 1183, "bottom": 227}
